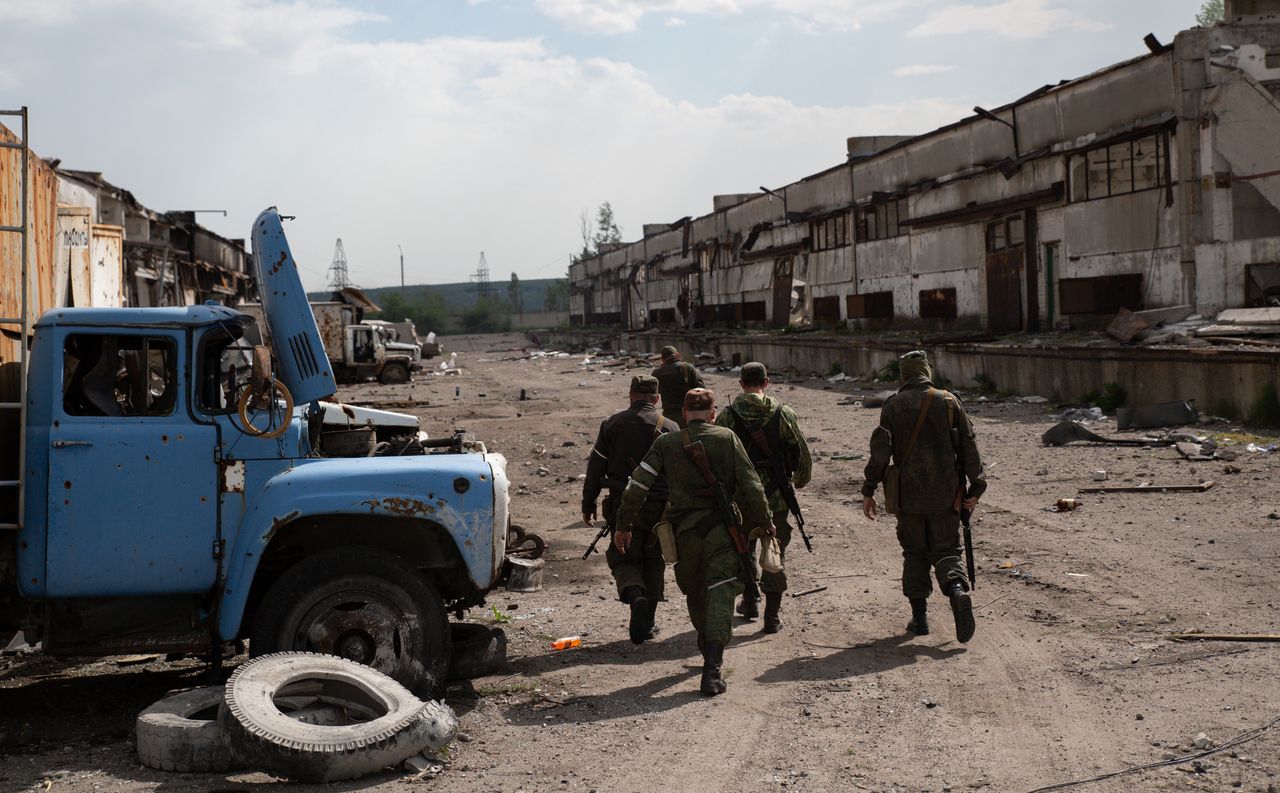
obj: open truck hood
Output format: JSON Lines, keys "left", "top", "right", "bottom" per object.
{"left": 251, "top": 208, "right": 337, "bottom": 404}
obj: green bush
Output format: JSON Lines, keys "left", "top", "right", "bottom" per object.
{"left": 1208, "top": 398, "right": 1242, "bottom": 421}
{"left": 827, "top": 362, "right": 843, "bottom": 377}
{"left": 973, "top": 373, "right": 997, "bottom": 394}
{"left": 874, "top": 359, "right": 901, "bottom": 382}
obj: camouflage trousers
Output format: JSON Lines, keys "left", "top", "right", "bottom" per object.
{"left": 674, "top": 523, "right": 743, "bottom": 646}
{"left": 895, "top": 511, "right": 967, "bottom": 599}
{"left": 741, "top": 511, "right": 792, "bottom": 594}
{"left": 605, "top": 499, "right": 666, "bottom": 602}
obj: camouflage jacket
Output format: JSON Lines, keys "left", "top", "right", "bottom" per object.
{"left": 614, "top": 419, "right": 770, "bottom": 536}
{"left": 651, "top": 360, "right": 704, "bottom": 416}
{"left": 862, "top": 382, "right": 987, "bottom": 514}
{"left": 715, "top": 392, "right": 812, "bottom": 516}
{"left": 582, "top": 401, "right": 678, "bottom": 514}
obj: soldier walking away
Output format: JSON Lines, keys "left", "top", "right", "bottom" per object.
{"left": 582, "top": 376, "right": 679, "bottom": 644}
{"left": 652, "top": 345, "right": 705, "bottom": 428}
{"left": 860, "top": 351, "right": 986, "bottom": 643}
{"left": 614, "top": 388, "right": 771, "bottom": 696}
{"left": 715, "top": 362, "right": 811, "bottom": 633}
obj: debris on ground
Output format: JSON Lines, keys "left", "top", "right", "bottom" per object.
{"left": 1078, "top": 481, "right": 1215, "bottom": 494}
{"left": 1041, "top": 421, "right": 1166, "bottom": 447}
{"left": 1116, "top": 400, "right": 1198, "bottom": 430}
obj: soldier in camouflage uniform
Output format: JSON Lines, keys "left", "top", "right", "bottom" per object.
{"left": 861, "top": 351, "right": 986, "bottom": 643}
{"left": 715, "top": 362, "right": 811, "bottom": 633}
{"left": 652, "top": 345, "right": 705, "bottom": 428}
{"left": 582, "top": 375, "right": 679, "bottom": 644}
{"left": 614, "top": 388, "right": 771, "bottom": 696}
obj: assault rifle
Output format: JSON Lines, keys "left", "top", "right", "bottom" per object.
{"left": 682, "top": 436, "right": 760, "bottom": 603}
{"left": 582, "top": 477, "right": 625, "bottom": 560}
{"left": 961, "top": 502, "right": 976, "bottom": 591}
{"left": 741, "top": 423, "right": 812, "bottom": 553}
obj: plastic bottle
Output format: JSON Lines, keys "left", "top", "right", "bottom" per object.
{"left": 549, "top": 636, "right": 582, "bottom": 651}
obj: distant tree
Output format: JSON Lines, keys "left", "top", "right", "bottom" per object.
{"left": 543, "top": 278, "right": 569, "bottom": 312}
{"left": 592, "top": 202, "right": 622, "bottom": 251}
{"left": 460, "top": 296, "right": 512, "bottom": 333}
{"left": 578, "top": 208, "right": 594, "bottom": 260}
{"left": 372, "top": 289, "right": 448, "bottom": 334}
{"left": 1197, "top": 0, "right": 1224, "bottom": 25}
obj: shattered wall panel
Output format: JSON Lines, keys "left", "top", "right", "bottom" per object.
{"left": 0, "top": 122, "right": 57, "bottom": 364}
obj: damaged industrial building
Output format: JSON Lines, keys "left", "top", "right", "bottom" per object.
{"left": 570, "top": 6, "right": 1280, "bottom": 334}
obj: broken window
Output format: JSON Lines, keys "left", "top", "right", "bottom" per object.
{"left": 986, "top": 220, "right": 1006, "bottom": 252}
{"left": 846, "top": 291, "right": 895, "bottom": 319}
{"left": 63, "top": 334, "right": 177, "bottom": 417}
{"left": 919, "top": 288, "right": 958, "bottom": 319}
{"left": 1058, "top": 274, "right": 1144, "bottom": 314}
{"left": 856, "top": 198, "right": 909, "bottom": 242}
{"left": 1070, "top": 131, "right": 1169, "bottom": 202}
{"left": 199, "top": 323, "right": 257, "bottom": 413}
{"left": 810, "top": 213, "right": 849, "bottom": 252}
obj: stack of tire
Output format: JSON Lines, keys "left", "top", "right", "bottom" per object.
{"left": 136, "top": 652, "right": 458, "bottom": 783}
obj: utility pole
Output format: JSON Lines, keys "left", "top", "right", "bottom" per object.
{"left": 398, "top": 245, "right": 405, "bottom": 297}
{"left": 470, "top": 252, "right": 494, "bottom": 298}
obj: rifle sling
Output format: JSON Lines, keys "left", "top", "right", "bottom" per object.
{"left": 899, "top": 388, "right": 936, "bottom": 466}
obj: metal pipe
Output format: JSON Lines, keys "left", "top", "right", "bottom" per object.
{"left": 18, "top": 106, "right": 28, "bottom": 528}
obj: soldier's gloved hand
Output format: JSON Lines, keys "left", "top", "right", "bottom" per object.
{"left": 582, "top": 507, "right": 596, "bottom": 526}
{"left": 862, "top": 496, "right": 878, "bottom": 521}
{"left": 613, "top": 530, "right": 631, "bottom": 554}
{"left": 962, "top": 495, "right": 979, "bottom": 511}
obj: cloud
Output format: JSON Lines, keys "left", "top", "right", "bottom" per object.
{"left": 908, "top": 0, "right": 1109, "bottom": 39}
{"left": 0, "top": 0, "right": 80, "bottom": 24}
{"left": 534, "top": 0, "right": 914, "bottom": 34}
{"left": 893, "top": 63, "right": 955, "bottom": 77}
{"left": 664, "top": 15, "right": 687, "bottom": 25}
{"left": 4, "top": 0, "right": 969, "bottom": 290}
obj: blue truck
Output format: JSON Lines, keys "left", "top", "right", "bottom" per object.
{"left": 0, "top": 208, "right": 509, "bottom": 695}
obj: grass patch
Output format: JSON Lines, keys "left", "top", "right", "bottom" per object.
{"left": 874, "top": 359, "right": 900, "bottom": 382}
{"left": 475, "top": 681, "right": 538, "bottom": 697}
{"left": 1247, "top": 383, "right": 1280, "bottom": 429}
{"left": 826, "top": 362, "right": 843, "bottom": 377}
{"left": 1079, "top": 382, "right": 1128, "bottom": 412}
{"left": 488, "top": 605, "right": 512, "bottom": 624}
{"left": 1208, "top": 398, "right": 1243, "bottom": 421}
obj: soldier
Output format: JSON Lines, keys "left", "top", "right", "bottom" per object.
{"left": 582, "top": 375, "right": 679, "bottom": 644}
{"left": 861, "top": 351, "right": 986, "bottom": 643}
{"left": 614, "top": 388, "right": 771, "bottom": 696}
{"left": 715, "top": 362, "right": 811, "bottom": 633}
{"left": 652, "top": 345, "right": 704, "bottom": 428}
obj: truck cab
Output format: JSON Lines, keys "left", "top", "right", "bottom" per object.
{"left": 0, "top": 208, "right": 508, "bottom": 695}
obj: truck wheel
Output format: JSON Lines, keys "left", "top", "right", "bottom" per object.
{"left": 135, "top": 686, "right": 235, "bottom": 773}
{"left": 378, "top": 363, "right": 410, "bottom": 385}
{"left": 220, "top": 652, "right": 456, "bottom": 783}
{"left": 250, "top": 548, "right": 451, "bottom": 698}
{"left": 446, "top": 623, "right": 508, "bottom": 681}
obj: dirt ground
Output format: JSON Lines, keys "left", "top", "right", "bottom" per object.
{"left": 4, "top": 331, "right": 1280, "bottom": 793}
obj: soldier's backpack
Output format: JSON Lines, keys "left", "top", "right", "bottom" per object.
{"left": 884, "top": 389, "right": 935, "bottom": 515}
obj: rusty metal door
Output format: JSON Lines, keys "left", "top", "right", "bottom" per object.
{"left": 985, "top": 248, "right": 1023, "bottom": 333}
{"left": 770, "top": 258, "right": 793, "bottom": 329}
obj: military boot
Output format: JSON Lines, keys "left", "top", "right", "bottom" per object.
{"left": 700, "top": 641, "right": 727, "bottom": 696}
{"left": 946, "top": 582, "right": 975, "bottom": 644}
{"left": 762, "top": 592, "right": 783, "bottom": 634}
{"left": 624, "top": 587, "right": 651, "bottom": 645}
{"left": 647, "top": 600, "right": 660, "bottom": 640}
{"left": 736, "top": 594, "right": 759, "bottom": 621}
{"left": 907, "top": 597, "right": 929, "bottom": 635}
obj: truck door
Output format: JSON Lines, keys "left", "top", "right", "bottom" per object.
{"left": 45, "top": 330, "right": 218, "bottom": 597}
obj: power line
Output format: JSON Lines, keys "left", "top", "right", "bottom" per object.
{"left": 326, "top": 238, "right": 353, "bottom": 289}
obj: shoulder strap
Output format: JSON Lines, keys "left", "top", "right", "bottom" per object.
{"left": 900, "top": 388, "right": 936, "bottom": 465}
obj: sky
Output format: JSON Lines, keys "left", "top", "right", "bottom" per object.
{"left": 0, "top": 0, "right": 1207, "bottom": 291}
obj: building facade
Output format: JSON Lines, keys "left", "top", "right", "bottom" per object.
{"left": 570, "top": 13, "right": 1280, "bottom": 334}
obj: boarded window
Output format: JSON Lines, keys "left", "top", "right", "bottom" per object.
{"left": 813, "top": 295, "right": 841, "bottom": 323}
{"left": 846, "top": 291, "right": 894, "bottom": 319}
{"left": 1058, "top": 274, "right": 1144, "bottom": 314}
{"left": 648, "top": 308, "right": 677, "bottom": 324}
{"left": 740, "top": 301, "right": 767, "bottom": 322}
{"left": 919, "top": 288, "right": 958, "bottom": 320}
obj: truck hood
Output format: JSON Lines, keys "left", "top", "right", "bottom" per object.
{"left": 251, "top": 208, "right": 337, "bottom": 404}
{"left": 319, "top": 401, "right": 421, "bottom": 432}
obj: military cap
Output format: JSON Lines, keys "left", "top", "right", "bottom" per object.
{"left": 684, "top": 387, "right": 715, "bottom": 411}
{"left": 659, "top": 345, "right": 679, "bottom": 358}
{"left": 740, "top": 361, "right": 768, "bottom": 385}
{"left": 629, "top": 374, "right": 659, "bottom": 395}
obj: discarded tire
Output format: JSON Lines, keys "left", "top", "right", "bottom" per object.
{"left": 136, "top": 686, "right": 235, "bottom": 773}
{"left": 447, "top": 623, "right": 507, "bottom": 681}
{"left": 220, "top": 652, "right": 457, "bottom": 782}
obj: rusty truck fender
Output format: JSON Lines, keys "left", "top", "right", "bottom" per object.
{"left": 215, "top": 452, "right": 509, "bottom": 641}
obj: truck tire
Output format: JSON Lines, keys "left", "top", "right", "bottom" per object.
{"left": 378, "top": 362, "right": 410, "bottom": 385}
{"left": 219, "top": 652, "right": 457, "bottom": 783}
{"left": 135, "top": 686, "right": 235, "bottom": 773}
{"left": 446, "top": 623, "right": 508, "bottom": 681}
{"left": 250, "top": 548, "right": 451, "bottom": 698}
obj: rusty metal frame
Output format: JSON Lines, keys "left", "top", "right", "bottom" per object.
{"left": 0, "top": 107, "right": 28, "bottom": 530}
